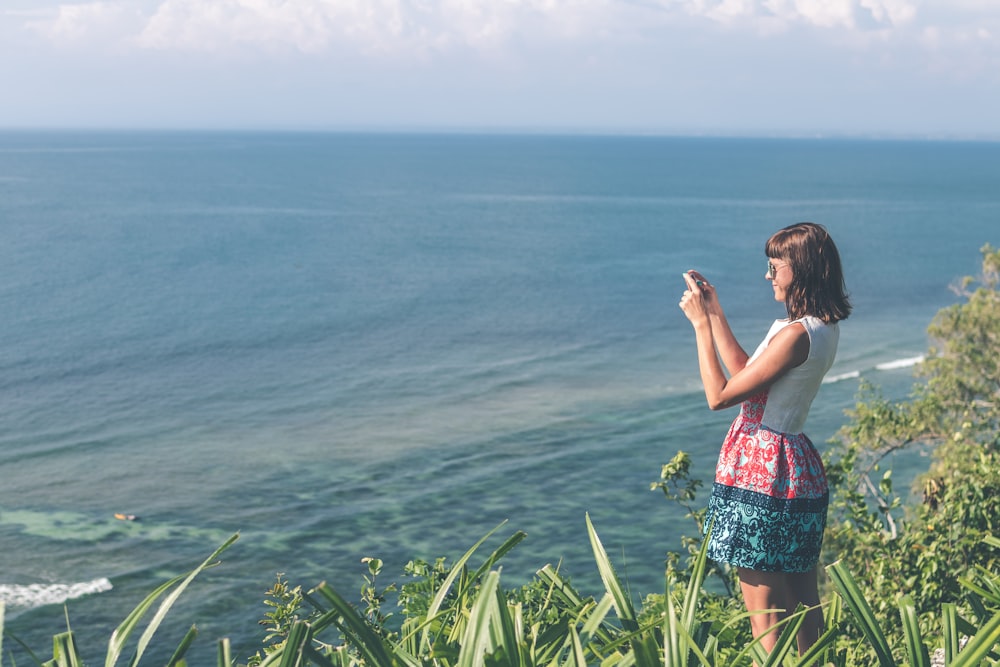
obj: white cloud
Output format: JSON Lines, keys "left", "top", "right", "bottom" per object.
{"left": 10, "top": 0, "right": 997, "bottom": 63}
{"left": 2, "top": 0, "right": 998, "bottom": 133}
{"left": 674, "top": 0, "right": 918, "bottom": 31}
{"left": 135, "top": 0, "right": 339, "bottom": 53}
{"left": 126, "top": 0, "right": 622, "bottom": 55}
{"left": 21, "top": 2, "right": 145, "bottom": 46}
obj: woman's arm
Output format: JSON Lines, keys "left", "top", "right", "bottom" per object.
{"left": 680, "top": 272, "right": 809, "bottom": 410}
{"left": 684, "top": 270, "right": 749, "bottom": 374}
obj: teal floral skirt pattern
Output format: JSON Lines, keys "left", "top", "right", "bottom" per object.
{"left": 704, "top": 391, "right": 829, "bottom": 573}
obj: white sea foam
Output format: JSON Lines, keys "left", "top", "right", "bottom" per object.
{"left": 823, "top": 370, "right": 861, "bottom": 384}
{"left": 876, "top": 355, "right": 925, "bottom": 371}
{"left": 0, "top": 578, "right": 112, "bottom": 608}
{"left": 823, "top": 355, "right": 926, "bottom": 384}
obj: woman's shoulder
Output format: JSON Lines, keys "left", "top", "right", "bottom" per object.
{"left": 795, "top": 315, "right": 839, "bottom": 331}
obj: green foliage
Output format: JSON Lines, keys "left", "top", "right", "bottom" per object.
{"left": 245, "top": 518, "right": 833, "bottom": 667}
{"left": 246, "top": 573, "right": 313, "bottom": 666}
{"left": 650, "top": 451, "right": 737, "bottom": 598}
{"left": 825, "top": 243, "right": 1000, "bottom": 654}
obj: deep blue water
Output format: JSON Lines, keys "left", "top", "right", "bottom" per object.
{"left": 0, "top": 132, "right": 997, "bottom": 663}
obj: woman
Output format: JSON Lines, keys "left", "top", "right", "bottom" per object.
{"left": 678, "top": 222, "right": 851, "bottom": 654}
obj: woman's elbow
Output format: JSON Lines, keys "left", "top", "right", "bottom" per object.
{"left": 706, "top": 396, "right": 735, "bottom": 411}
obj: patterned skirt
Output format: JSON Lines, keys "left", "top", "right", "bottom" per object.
{"left": 704, "top": 393, "right": 829, "bottom": 573}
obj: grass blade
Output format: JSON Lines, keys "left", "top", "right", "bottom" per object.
{"left": 950, "top": 611, "right": 1000, "bottom": 667}
{"left": 760, "top": 609, "right": 803, "bottom": 667}
{"left": 456, "top": 569, "right": 502, "bottom": 667}
{"left": 566, "top": 626, "right": 586, "bottom": 667}
{"left": 795, "top": 626, "right": 838, "bottom": 667}
{"left": 311, "top": 582, "right": 418, "bottom": 667}
{"left": 165, "top": 625, "right": 198, "bottom": 667}
{"left": 585, "top": 513, "right": 637, "bottom": 631}
{"left": 417, "top": 521, "right": 521, "bottom": 652}
{"left": 826, "top": 559, "right": 896, "bottom": 667}
{"left": 278, "top": 620, "right": 312, "bottom": 667}
{"left": 107, "top": 533, "right": 239, "bottom": 667}
{"left": 52, "top": 632, "right": 83, "bottom": 667}
{"left": 898, "top": 595, "right": 929, "bottom": 667}
{"left": 681, "top": 525, "right": 711, "bottom": 634}
{"left": 128, "top": 533, "right": 240, "bottom": 667}
{"left": 942, "top": 603, "right": 960, "bottom": 664}
{"left": 217, "top": 637, "right": 232, "bottom": 667}
{"left": 106, "top": 575, "right": 187, "bottom": 667}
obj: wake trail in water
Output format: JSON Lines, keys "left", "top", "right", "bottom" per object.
{"left": 0, "top": 578, "right": 112, "bottom": 608}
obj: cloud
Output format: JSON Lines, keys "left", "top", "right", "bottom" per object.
{"left": 673, "top": 0, "right": 917, "bottom": 33}
{"left": 128, "top": 0, "right": 623, "bottom": 56}
{"left": 20, "top": 2, "right": 145, "bottom": 47}
{"left": 10, "top": 0, "right": 997, "bottom": 63}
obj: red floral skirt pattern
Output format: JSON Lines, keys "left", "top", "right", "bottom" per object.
{"left": 704, "top": 391, "right": 829, "bottom": 572}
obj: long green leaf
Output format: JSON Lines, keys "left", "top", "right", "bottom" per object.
{"left": 417, "top": 521, "right": 518, "bottom": 652}
{"left": 663, "top": 575, "right": 682, "bottom": 667}
{"left": 950, "top": 611, "right": 1000, "bottom": 667}
{"left": 565, "top": 626, "right": 586, "bottom": 667}
{"left": 585, "top": 513, "right": 637, "bottom": 631}
{"left": 106, "top": 533, "right": 239, "bottom": 667}
{"left": 826, "top": 559, "right": 896, "bottom": 667}
{"left": 942, "top": 603, "right": 960, "bottom": 665}
{"left": 759, "top": 609, "right": 803, "bottom": 667}
{"left": 165, "top": 626, "right": 198, "bottom": 667}
{"left": 580, "top": 593, "right": 614, "bottom": 644}
{"left": 216, "top": 637, "right": 232, "bottom": 667}
{"left": 106, "top": 574, "right": 187, "bottom": 667}
{"left": 278, "top": 620, "right": 312, "bottom": 667}
{"left": 457, "top": 569, "right": 502, "bottom": 667}
{"left": 722, "top": 607, "right": 809, "bottom": 667}
{"left": 52, "top": 632, "right": 82, "bottom": 667}
{"left": 656, "top": 571, "right": 712, "bottom": 667}
{"left": 795, "top": 626, "right": 839, "bottom": 667}
{"left": 960, "top": 565, "right": 1000, "bottom": 605}
{"left": 899, "top": 595, "right": 929, "bottom": 667}
{"left": 127, "top": 532, "right": 240, "bottom": 667}
{"left": 311, "top": 582, "right": 403, "bottom": 667}
{"left": 468, "top": 530, "right": 528, "bottom": 585}
{"left": 494, "top": 585, "right": 520, "bottom": 665}
{"left": 681, "top": 534, "right": 711, "bottom": 634}
{"left": 536, "top": 565, "right": 616, "bottom": 647}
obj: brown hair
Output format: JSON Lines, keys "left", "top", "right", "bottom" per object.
{"left": 766, "top": 222, "right": 851, "bottom": 323}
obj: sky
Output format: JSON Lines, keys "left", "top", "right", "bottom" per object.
{"left": 1, "top": 0, "right": 999, "bottom": 137}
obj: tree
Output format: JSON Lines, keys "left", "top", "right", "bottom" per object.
{"left": 825, "top": 244, "right": 1000, "bottom": 637}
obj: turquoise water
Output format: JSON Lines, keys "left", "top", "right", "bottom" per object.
{"left": 0, "top": 132, "right": 997, "bottom": 662}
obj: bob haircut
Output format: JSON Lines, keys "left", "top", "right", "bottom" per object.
{"left": 766, "top": 222, "right": 852, "bottom": 324}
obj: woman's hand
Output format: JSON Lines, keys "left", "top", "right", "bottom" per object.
{"left": 679, "top": 271, "right": 712, "bottom": 326}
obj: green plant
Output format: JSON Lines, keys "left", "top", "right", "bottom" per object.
{"left": 825, "top": 244, "right": 1000, "bottom": 644}
{"left": 2, "top": 533, "right": 239, "bottom": 667}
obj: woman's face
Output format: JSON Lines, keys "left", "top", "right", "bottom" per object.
{"left": 766, "top": 257, "right": 792, "bottom": 302}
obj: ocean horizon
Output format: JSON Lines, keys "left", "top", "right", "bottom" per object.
{"left": 0, "top": 130, "right": 997, "bottom": 662}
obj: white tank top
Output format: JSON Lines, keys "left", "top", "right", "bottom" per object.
{"left": 746, "top": 316, "right": 839, "bottom": 434}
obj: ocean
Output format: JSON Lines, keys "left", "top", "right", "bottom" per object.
{"left": 0, "top": 131, "right": 997, "bottom": 663}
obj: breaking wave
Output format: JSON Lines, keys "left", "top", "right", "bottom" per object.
{"left": 823, "top": 355, "right": 925, "bottom": 384}
{"left": 0, "top": 578, "right": 112, "bottom": 608}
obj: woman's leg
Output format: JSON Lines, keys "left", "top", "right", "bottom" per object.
{"left": 737, "top": 567, "right": 823, "bottom": 655}
{"left": 784, "top": 567, "right": 823, "bottom": 654}
{"left": 737, "top": 568, "right": 787, "bottom": 653}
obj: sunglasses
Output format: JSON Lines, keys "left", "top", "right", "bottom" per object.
{"left": 767, "top": 260, "right": 786, "bottom": 279}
